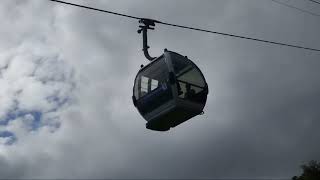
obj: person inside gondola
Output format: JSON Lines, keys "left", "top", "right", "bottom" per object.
{"left": 185, "top": 83, "right": 196, "bottom": 99}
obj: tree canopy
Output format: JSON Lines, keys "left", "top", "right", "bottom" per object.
{"left": 292, "top": 160, "right": 320, "bottom": 180}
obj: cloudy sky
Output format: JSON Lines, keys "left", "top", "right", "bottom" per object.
{"left": 0, "top": 0, "right": 320, "bottom": 179}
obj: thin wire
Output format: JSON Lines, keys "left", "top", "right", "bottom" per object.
{"left": 157, "top": 21, "right": 320, "bottom": 52}
{"left": 307, "top": 0, "right": 320, "bottom": 5}
{"left": 50, "top": 0, "right": 320, "bottom": 52}
{"left": 50, "top": 0, "right": 140, "bottom": 20}
{"left": 271, "top": 0, "right": 320, "bottom": 17}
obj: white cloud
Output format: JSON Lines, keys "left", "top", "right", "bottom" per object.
{"left": 0, "top": 136, "right": 13, "bottom": 146}
{"left": 0, "top": 5, "right": 75, "bottom": 178}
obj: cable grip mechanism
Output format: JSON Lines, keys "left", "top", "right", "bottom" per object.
{"left": 138, "top": 18, "right": 160, "bottom": 61}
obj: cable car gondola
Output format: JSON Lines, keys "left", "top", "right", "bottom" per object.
{"left": 132, "top": 19, "right": 209, "bottom": 131}
{"left": 49, "top": 1, "right": 320, "bottom": 132}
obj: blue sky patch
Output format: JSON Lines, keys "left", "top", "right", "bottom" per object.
{"left": 0, "top": 131, "right": 17, "bottom": 145}
{"left": 0, "top": 110, "right": 42, "bottom": 130}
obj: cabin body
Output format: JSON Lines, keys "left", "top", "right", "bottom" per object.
{"left": 133, "top": 50, "right": 208, "bottom": 131}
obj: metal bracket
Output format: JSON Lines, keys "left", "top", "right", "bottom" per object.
{"left": 137, "top": 18, "right": 160, "bottom": 61}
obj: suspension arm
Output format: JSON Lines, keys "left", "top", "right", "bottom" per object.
{"left": 138, "top": 18, "right": 160, "bottom": 61}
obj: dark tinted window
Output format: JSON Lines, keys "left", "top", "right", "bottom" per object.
{"left": 135, "top": 57, "right": 169, "bottom": 99}
{"left": 134, "top": 57, "right": 173, "bottom": 115}
{"left": 171, "top": 53, "right": 206, "bottom": 103}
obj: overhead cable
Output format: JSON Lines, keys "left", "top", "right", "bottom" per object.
{"left": 272, "top": 0, "right": 320, "bottom": 17}
{"left": 307, "top": 0, "right": 320, "bottom": 5}
{"left": 50, "top": 0, "right": 320, "bottom": 52}
{"left": 50, "top": 0, "right": 140, "bottom": 20}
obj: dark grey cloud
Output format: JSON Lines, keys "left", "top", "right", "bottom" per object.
{"left": 0, "top": 0, "right": 319, "bottom": 179}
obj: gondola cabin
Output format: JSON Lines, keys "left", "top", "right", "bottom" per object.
{"left": 133, "top": 50, "right": 208, "bottom": 131}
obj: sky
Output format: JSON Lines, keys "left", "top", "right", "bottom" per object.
{"left": 0, "top": 0, "right": 320, "bottom": 179}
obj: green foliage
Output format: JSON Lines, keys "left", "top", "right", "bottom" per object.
{"left": 292, "top": 160, "right": 320, "bottom": 180}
